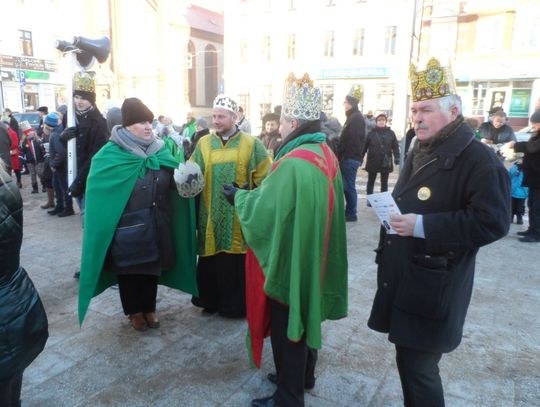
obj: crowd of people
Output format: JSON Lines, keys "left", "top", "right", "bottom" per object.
{"left": 2, "top": 56, "right": 540, "bottom": 407}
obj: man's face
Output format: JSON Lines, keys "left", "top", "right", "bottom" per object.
{"left": 531, "top": 122, "right": 540, "bottom": 132}
{"left": 492, "top": 116, "right": 505, "bottom": 129}
{"left": 279, "top": 116, "right": 296, "bottom": 139}
{"left": 265, "top": 120, "right": 278, "bottom": 134}
{"left": 212, "top": 108, "right": 236, "bottom": 134}
{"left": 343, "top": 100, "right": 352, "bottom": 112}
{"left": 411, "top": 99, "right": 455, "bottom": 141}
{"left": 74, "top": 95, "right": 92, "bottom": 112}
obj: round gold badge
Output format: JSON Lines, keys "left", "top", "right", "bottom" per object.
{"left": 417, "top": 186, "right": 431, "bottom": 201}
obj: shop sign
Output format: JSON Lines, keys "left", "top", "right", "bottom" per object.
{"left": 509, "top": 89, "right": 531, "bottom": 118}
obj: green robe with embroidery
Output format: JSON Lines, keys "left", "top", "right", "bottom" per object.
{"left": 235, "top": 134, "right": 348, "bottom": 351}
{"left": 78, "top": 141, "right": 197, "bottom": 325}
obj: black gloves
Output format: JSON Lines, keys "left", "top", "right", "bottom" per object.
{"left": 222, "top": 184, "right": 239, "bottom": 206}
{"left": 60, "top": 127, "right": 79, "bottom": 143}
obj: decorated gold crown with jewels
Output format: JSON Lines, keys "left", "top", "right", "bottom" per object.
{"left": 282, "top": 72, "right": 322, "bottom": 121}
{"left": 73, "top": 71, "right": 96, "bottom": 93}
{"left": 409, "top": 58, "right": 456, "bottom": 102}
{"left": 348, "top": 85, "right": 363, "bottom": 101}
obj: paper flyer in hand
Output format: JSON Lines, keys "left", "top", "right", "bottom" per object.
{"left": 367, "top": 192, "right": 402, "bottom": 234}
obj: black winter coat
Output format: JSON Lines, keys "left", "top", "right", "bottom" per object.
{"left": 70, "top": 108, "right": 109, "bottom": 197}
{"left": 368, "top": 123, "right": 511, "bottom": 354}
{"left": 0, "top": 178, "right": 48, "bottom": 380}
{"left": 338, "top": 107, "right": 365, "bottom": 161}
{"left": 362, "top": 127, "right": 400, "bottom": 173}
{"left": 514, "top": 131, "right": 540, "bottom": 189}
{"left": 105, "top": 167, "right": 176, "bottom": 275}
{"left": 479, "top": 122, "right": 516, "bottom": 144}
{"left": 48, "top": 125, "right": 67, "bottom": 171}
{"left": 20, "top": 138, "right": 45, "bottom": 164}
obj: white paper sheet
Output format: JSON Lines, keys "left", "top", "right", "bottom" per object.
{"left": 367, "top": 192, "right": 402, "bottom": 234}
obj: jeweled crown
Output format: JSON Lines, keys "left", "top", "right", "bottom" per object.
{"left": 348, "top": 85, "right": 363, "bottom": 102}
{"left": 213, "top": 95, "right": 239, "bottom": 113}
{"left": 73, "top": 71, "right": 96, "bottom": 93}
{"left": 410, "top": 58, "right": 456, "bottom": 102}
{"left": 282, "top": 73, "right": 322, "bottom": 121}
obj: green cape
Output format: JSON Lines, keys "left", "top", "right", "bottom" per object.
{"left": 235, "top": 137, "right": 348, "bottom": 350}
{"left": 78, "top": 141, "right": 198, "bottom": 325}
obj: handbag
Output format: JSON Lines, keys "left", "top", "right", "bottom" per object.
{"left": 110, "top": 207, "right": 160, "bottom": 268}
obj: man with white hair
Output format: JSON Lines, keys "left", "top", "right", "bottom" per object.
{"left": 367, "top": 58, "right": 511, "bottom": 406}
{"left": 189, "top": 95, "right": 271, "bottom": 318}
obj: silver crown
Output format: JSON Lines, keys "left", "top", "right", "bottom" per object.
{"left": 282, "top": 73, "right": 322, "bottom": 121}
{"left": 213, "top": 95, "right": 239, "bottom": 113}
{"left": 174, "top": 162, "right": 205, "bottom": 198}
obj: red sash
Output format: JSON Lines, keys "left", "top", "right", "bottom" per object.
{"left": 246, "top": 144, "right": 338, "bottom": 367}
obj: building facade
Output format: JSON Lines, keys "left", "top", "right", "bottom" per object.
{"left": 419, "top": 0, "right": 540, "bottom": 129}
{"left": 224, "top": 0, "right": 417, "bottom": 136}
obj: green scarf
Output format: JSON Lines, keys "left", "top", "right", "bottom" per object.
{"left": 78, "top": 141, "right": 198, "bottom": 325}
{"left": 274, "top": 132, "right": 327, "bottom": 160}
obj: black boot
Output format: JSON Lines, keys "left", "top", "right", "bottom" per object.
{"left": 516, "top": 215, "right": 523, "bottom": 225}
{"left": 31, "top": 183, "right": 39, "bottom": 194}
{"left": 48, "top": 206, "right": 64, "bottom": 215}
{"left": 58, "top": 208, "right": 75, "bottom": 217}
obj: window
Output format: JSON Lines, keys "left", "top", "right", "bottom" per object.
{"left": 471, "top": 81, "right": 487, "bottom": 116}
{"left": 262, "top": 36, "right": 271, "bottom": 61}
{"left": 204, "top": 44, "right": 218, "bottom": 106}
{"left": 259, "top": 86, "right": 272, "bottom": 121}
{"left": 376, "top": 84, "right": 395, "bottom": 118}
{"left": 238, "top": 94, "right": 250, "bottom": 118}
{"left": 352, "top": 28, "right": 365, "bottom": 56}
{"left": 384, "top": 26, "right": 396, "bottom": 55}
{"left": 287, "top": 34, "right": 296, "bottom": 59}
{"left": 456, "top": 15, "right": 476, "bottom": 53}
{"left": 320, "top": 84, "right": 335, "bottom": 116}
{"left": 19, "top": 30, "right": 33, "bottom": 56}
{"left": 324, "top": 31, "right": 335, "bottom": 57}
{"left": 240, "top": 39, "right": 248, "bottom": 64}
{"left": 475, "top": 15, "right": 503, "bottom": 53}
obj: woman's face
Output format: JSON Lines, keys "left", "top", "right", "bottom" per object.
{"left": 127, "top": 121, "right": 153, "bottom": 140}
{"left": 376, "top": 117, "right": 387, "bottom": 128}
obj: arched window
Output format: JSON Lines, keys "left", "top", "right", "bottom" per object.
{"left": 188, "top": 41, "right": 196, "bottom": 106}
{"left": 204, "top": 44, "right": 218, "bottom": 106}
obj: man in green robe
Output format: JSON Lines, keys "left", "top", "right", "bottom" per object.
{"left": 224, "top": 73, "right": 348, "bottom": 407}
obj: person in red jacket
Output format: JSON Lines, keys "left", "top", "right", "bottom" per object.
{"left": 6, "top": 122, "right": 22, "bottom": 188}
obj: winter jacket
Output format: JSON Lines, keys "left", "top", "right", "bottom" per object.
{"left": 362, "top": 126, "right": 400, "bottom": 173}
{"left": 0, "top": 125, "right": 11, "bottom": 172}
{"left": 514, "top": 131, "right": 540, "bottom": 189}
{"left": 48, "top": 125, "right": 67, "bottom": 171}
{"left": 69, "top": 107, "right": 109, "bottom": 197}
{"left": 479, "top": 122, "right": 516, "bottom": 144}
{"left": 338, "top": 107, "right": 365, "bottom": 162}
{"left": 368, "top": 122, "right": 510, "bottom": 354}
{"left": 20, "top": 137, "right": 45, "bottom": 164}
{"left": 8, "top": 127, "right": 20, "bottom": 171}
{"left": 508, "top": 163, "right": 528, "bottom": 199}
{"left": 0, "top": 177, "right": 48, "bottom": 380}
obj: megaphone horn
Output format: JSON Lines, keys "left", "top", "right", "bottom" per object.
{"left": 73, "top": 36, "right": 111, "bottom": 64}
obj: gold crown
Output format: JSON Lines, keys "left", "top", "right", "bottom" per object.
{"left": 282, "top": 72, "right": 322, "bottom": 121}
{"left": 409, "top": 58, "right": 456, "bottom": 102}
{"left": 348, "top": 85, "right": 363, "bottom": 102}
{"left": 73, "top": 71, "right": 96, "bottom": 93}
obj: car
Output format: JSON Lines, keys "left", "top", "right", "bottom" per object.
{"left": 515, "top": 126, "right": 534, "bottom": 142}
{"left": 13, "top": 112, "right": 41, "bottom": 131}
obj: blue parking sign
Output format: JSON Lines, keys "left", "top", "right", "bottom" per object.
{"left": 18, "top": 70, "right": 26, "bottom": 85}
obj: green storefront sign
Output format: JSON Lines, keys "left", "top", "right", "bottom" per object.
{"left": 509, "top": 89, "right": 531, "bottom": 118}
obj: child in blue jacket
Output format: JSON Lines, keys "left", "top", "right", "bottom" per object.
{"left": 509, "top": 158, "right": 528, "bottom": 224}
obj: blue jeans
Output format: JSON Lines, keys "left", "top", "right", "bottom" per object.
{"left": 340, "top": 159, "right": 361, "bottom": 218}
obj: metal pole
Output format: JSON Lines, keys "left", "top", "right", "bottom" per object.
{"left": 67, "top": 53, "right": 77, "bottom": 186}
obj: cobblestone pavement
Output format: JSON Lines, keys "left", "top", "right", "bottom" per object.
{"left": 16, "top": 171, "right": 540, "bottom": 407}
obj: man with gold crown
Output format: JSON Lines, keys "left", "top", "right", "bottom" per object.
{"left": 60, "top": 72, "right": 109, "bottom": 221}
{"left": 223, "top": 73, "right": 348, "bottom": 407}
{"left": 367, "top": 58, "right": 510, "bottom": 405}
{"left": 189, "top": 95, "right": 271, "bottom": 318}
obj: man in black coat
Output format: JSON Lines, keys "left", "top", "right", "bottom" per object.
{"left": 337, "top": 90, "right": 366, "bottom": 222}
{"left": 368, "top": 58, "right": 511, "bottom": 406}
{"left": 512, "top": 109, "right": 540, "bottom": 242}
{"left": 3, "top": 108, "right": 19, "bottom": 137}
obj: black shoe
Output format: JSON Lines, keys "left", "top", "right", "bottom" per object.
{"left": 517, "top": 229, "right": 533, "bottom": 236}
{"left": 251, "top": 396, "right": 279, "bottom": 407}
{"left": 31, "top": 189, "right": 39, "bottom": 194}
{"left": 346, "top": 216, "right": 357, "bottom": 222}
{"left": 516, "top": 215, "right": 523, "bottom": 225}
{"left": 16, "top": 182, "right": 23, "bottom": 188}
{"left": 58, "top": 208, "right": 75, "bottom": 217}
{"left": 267, "top": 372, "right": 315, "bottom": 390}
{"left": 42, "top": 186, "right": 46, "bottom": 192}
{"left": 519, "top": 235, "right": 540, "bottom": 243}
{"left": 367, "top": 201, "right": 372, "bottom": 207}
{"left": 73, "top": 271, "right": 80, "bottom": 279}
{"left": 48, "top": 207, "right": 64, "bottom": 215}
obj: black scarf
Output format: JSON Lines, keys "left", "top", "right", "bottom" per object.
{"left": 412, "top": 115, "right": 464, "bottom": 173}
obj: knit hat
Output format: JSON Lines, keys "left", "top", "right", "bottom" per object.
{"left": 37, "top": 106, "right": 49, "bottom": 114}
{"left": 376, "top": 113, "right": 387, "bottom": 121}
{"left": 106, "top": 107, "right": 122, "bottom": 132}
{"left": 73, "top": 72, "right": 96, "bottom": 105}
{"left": 530, "top": 109, "right": 540, "bottom": 124}
{"left": 20, "top": 120, "right": 34, "bottom": 135}
{"left": 121, "top": 98, "right": 154, "bottom": 127}
{"left": 44, "top": 112, "right": 59, "bottom": 127}
{"left": 196, "top": 117, "right": 208, "bottom": 129}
